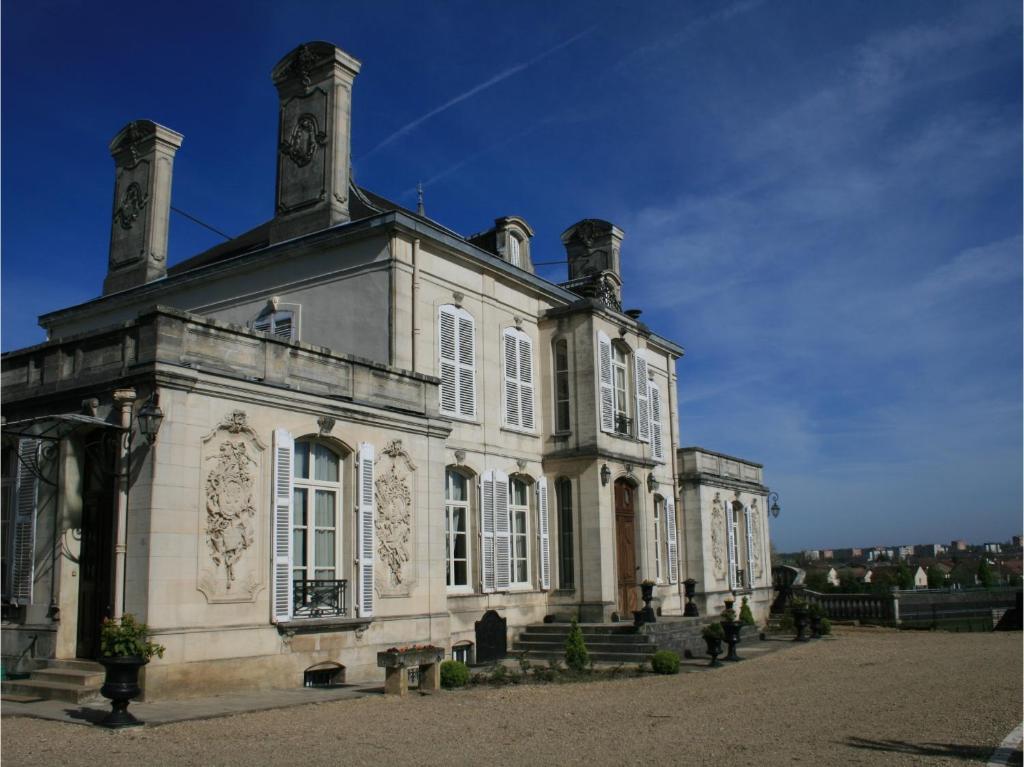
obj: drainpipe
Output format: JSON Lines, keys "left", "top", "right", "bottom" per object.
{"left": 411, "top": 238, "right": 420, "bottom": 371}
{"left": 112, "top": 388, "right": 137, "bottom": 619}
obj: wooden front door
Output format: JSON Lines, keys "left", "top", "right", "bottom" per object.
{"left": 614, "top": 479, "right": 638, "bottom": 617}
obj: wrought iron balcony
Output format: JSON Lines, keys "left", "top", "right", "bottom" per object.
{"left": 293, "top": 579, "right": 348, "bottom": 618}
{"left": 614, "top": 414, "right": 633, "bottom": 436}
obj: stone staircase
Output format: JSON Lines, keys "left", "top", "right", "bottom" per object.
{"left": 1, "top": 659, "right": 104, "bottom": 703}
{"left": 514, "top": 623, "right": 658, "bottom": 665}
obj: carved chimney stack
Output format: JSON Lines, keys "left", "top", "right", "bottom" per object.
{"left": 561, "top": 219, "right": 625, "bottom": 308}
{"left": 103, "top": 120, "right": 183, "bottom": 295}
{"left": 270, "top": 41, "right": 362, "bottom": 243}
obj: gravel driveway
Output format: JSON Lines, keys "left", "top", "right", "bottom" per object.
{"left": 3, "top": 627, "right": 1021, "bottom": 766}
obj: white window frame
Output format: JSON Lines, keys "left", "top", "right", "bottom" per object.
{"left": 291, "top": 439, "right": 342, "bottom": 584}
{"left": 438, "top": 305, "right": 477, "bottom": 421}
{"left": 508, "top": 477, "right": 531, "bottom": 588}
{"left": 502, "top": 327, "right": 535, "bottom": 433}
{"left": 611, "top": 343, "right": 631, "bottom": 435}
{"left": 445, "top": 469, "right": 472, "bottom": 592}
{"left": 508, "top": 234, "right": 521, "bottom": 267}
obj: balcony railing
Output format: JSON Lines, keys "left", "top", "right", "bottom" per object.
{"left": 293, "top": 579, "right": 348, "bottom": 618}
{"left": 614, "top": 414, "right": 633, "bottom": 437}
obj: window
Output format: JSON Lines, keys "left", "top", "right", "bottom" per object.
{"left": 439, "top": 305, "right": 476, "bottom": 419}
{"left": 445, "top": 470, "right": 470, "bottom": 589}
{"left": 272, "top": 431, "right": 372, "bottom": 622}
{"left": 553, "top": 340, "right": 571, "bottom": 433}
{"left": 508, "top": 478, "right": 529, "bottom": 585}
{"left": 556, "top": 478, "right": 574, "bottom": 589}
{"left": 452, "top": 642, "right": 473, "bottom": 664}
{"left": 292, "top": 440, "right": 340, "bottom": 583}
{"left": 611, "top": 344, "right": 630, "bottom": 435}
{"left": 649, "top": 381, "right": 664, "bottom": 462}
{"left": 727, "top": 501, "right": 741, "bottom": 590}
{"left": 253, "top": 307, "right": 295, "bottom": 340}
{"left": 502, "top": 327, "right": 535, "bottom": 431}
{"left": 508, "top": 235, "right": 521, "bottom": 267}
{"left": 653, "top": 495, "right": 663, "bottom": 583}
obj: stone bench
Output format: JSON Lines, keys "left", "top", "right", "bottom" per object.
{"left": 377, "top": 648, "right": 445, "bottom": 696}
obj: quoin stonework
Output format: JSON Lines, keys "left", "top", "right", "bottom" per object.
{"left": 1, "top": 41, "right": 775, "bottom": 698}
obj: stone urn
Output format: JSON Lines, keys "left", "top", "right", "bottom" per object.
{"left": 721, "top": 620, "right": 743, "bottom": 662}
{"left": 792, "top": 605, "right": 810, "bottom": 642}
{"left": 638, "top": 582, "right": 657, "bottom": 624}
{"left": 98, "top": 656, "right": 148, "bottom": 728}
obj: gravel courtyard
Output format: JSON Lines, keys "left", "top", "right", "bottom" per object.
{"left": 3, "top": 628, "right": 1021, "bottom": 766}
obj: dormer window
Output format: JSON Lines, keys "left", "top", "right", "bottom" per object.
{"left": 508, "top": 234, "right": 522, "bottom": 268}
{"left": 252, "top": 301, "right": 297, "bottom": 341}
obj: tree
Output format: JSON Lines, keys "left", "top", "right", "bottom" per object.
{"left": 805, "top": 570, "right": 829, "bottom": 592}
{"left": 977, "top": 559, "right": 996, "bottom": 588}
{"left": 895, "top": 562, "right": 915, "bottom": 590}
{"left": 926, "top": 566, "right": 946, "bottom": 589}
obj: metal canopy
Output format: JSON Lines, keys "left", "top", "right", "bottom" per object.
{"left": 1, "top": 413, "right": 124, "bottom": 442}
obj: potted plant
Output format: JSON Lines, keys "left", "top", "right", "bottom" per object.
{"left": 701, "top": 622, "right": 725, "bottom": 667}
{"left": 790, "top": 598, "right": 810, "bottom": 642}
{"left": 97, "top": 614, "right": 165, "bottom": 728}
{"left": 719, "top": 606, "right": 743, "bottom": 662}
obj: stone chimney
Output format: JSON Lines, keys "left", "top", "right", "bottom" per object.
{"left": 103, "top": 120, "right": 183, "bottom": 295}
{"left": 561, "top": 219, "right": 624, "bottom": 307}
{"left": 270, "top": 42, "right": 362, "bottom": 243}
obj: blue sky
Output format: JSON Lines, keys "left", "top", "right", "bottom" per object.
{"left": 3, "top": 1, "right": 1020, "bottom": 550}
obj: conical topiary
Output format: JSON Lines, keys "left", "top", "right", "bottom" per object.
{"left": 739, "top": 596, "right": 755, "bottom": 625}
{"left": 564, "top": 617, "right": 590, "bottom": 673}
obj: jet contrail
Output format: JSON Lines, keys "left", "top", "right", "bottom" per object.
{"left": 359, "top": 26, "right": 596, "bottom": 162}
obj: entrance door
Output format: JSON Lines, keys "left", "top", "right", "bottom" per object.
{"left": 77, "top": 433, "right": 117, "bottom": 659}
{"left": 614, "top": 479, "right": 638, "bottom": 618}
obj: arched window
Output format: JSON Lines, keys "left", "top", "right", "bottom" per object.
{"left": 253, "top": 306, "right": 295, "bottom": 340}
{"left": 445, "top": 469, "right": 470, "bottom": 589}
{"left": 556, "top": 478, "right": 574, "bottom": 589}
{"left": 508, "top": 234, "right": 521, "bottom": 267}
{"left": 438, "top": 305, "right": 476, "bottom": 419}
{"left": 292, "top": 439, "right": 341, "bottom": 583}
{"left": 502, "top": 327, "right": 535, "bottom": 431}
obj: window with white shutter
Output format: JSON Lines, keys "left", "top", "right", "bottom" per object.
{"left": 272, "top": 429, "right": 294, "bottom": 622}
{"left": 634, "top": 353, "right": 650, "bottom": 443}
{"left": 480, "top": 471, "right": 496, "bottom": 593}
{"left": 597, "top": 331, "right": 614, "bottom": 433}
{"left": 502, "top": 327, "right": 535, "bottom": 431}
{"left": 665, "top": 496, "right": 679, "bottom": 585}
{"left": 357, "top": 442, "right": 375, "bottom": 618}
{"left": 493, "top": 471, "right": 511, "bottom": 590}
{"left": 253, "top": 308, "right": 296, "bottom": 341}
{"left": 649, "top": 382, "right": 664, "bottom": 462}
{"left": 10, "top": 439, "right": 39, "bottom": 605}
{"left": 439, "top": 305, "right": 476, "bottom": 420}
{"left": 508, "top": 235, "right": 521, "bottom": 267}
{"left": 537, "top": 477, "right": 550, "bottom": 590}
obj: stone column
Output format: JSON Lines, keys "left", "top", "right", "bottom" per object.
{"left": 112, "top": 388, "right": 137, "bottom": 619}
{"left": 103, "top": 121, "right": 183, "bottom": 295}
{"left": 270, "top": 42, "right": 361, "bottom": 243}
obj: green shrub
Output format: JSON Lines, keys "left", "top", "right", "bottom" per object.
{"left": 701, "top": 622, "right": 725, "bottom": 641}
{"left": 564, "top": 618, "right": 590, "bottom": 673}
{"left": 650, "top": 650, "right": 680, "bottom": 675}
{"left": 100, "top": 614, "right": 165, "bottom": 660}
{"left": 440, "top": 660, "right": 469, "bottom": 688}
{"left": 739, "top": 597, "right": 755, "bottom": 625}
{"left": 819, "top": 618, "right": 833, "bottom": 636}
{"left": 489, "top": 664, "right": 509, "bottom": 684}
{"left": 808, "top": 602, "right": 825, "bottom": 620}
{"left": 531, "top": 664, "right": 557, "bottom": 683}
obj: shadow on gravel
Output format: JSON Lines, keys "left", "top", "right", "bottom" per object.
{"left": 844, "top": 736, "right": 995, "bottom": 761}
{"left": 63, "top": 707, "right": 107, "bottom": 724}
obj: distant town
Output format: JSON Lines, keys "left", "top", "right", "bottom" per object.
{"left": 778, "top": 535, "right": 1024, "bottom": 592}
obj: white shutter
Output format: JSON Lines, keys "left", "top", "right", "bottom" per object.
{"left": 272, "top": 429, "right": 294, "bottom": 622}
{"left": 597, "top": 331, "right": 614, "bottom": 433}
{"left": 537, "top": 477, "right": 550, "bottom": 590}
{"left": 664, "top": 496, "right": 679, "bottom": 585}
{"left": 272, "top": 312, "right": 294, "bottom": 340}
{"left": 357, "top": 442, "right": 376, "bottom": 618}
{"left": 744, "top": 505, "right": 755, "bottom": 589}
{"left": 726, "top": 503, "right": 738, "bottom": 590}
{"left": 456, "top": 313, "right": 476, "bottom": 418}
{"left": 253, "top": 314, "right": 272, "bottom": 334}
{"left": 634, "top": 353, "right": 650, "bottom": 443}
{"left": 439, "top": 307, "right": 458, "bottom": 415}
{"left": 649, "top": 383, "right": 664, "bottom": 462}
{"left": 493, "top": 470, "right": 510, "bottom": 590}
{"left": 503, "top": 330, "right": 520, "bottom": 428}
{"left": 519, "top": 334, "right": 535, "bottom": 430}
{"left": 11, "top": 439, "right": 39, "bottom": 605}
{"left": 480, "top": 472, "right": 496, "bottom": 593}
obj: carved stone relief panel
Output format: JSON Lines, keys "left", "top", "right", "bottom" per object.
{"left": 197, "top": 410, "right": 267, "bottom": 603}
{"left": 374, "top": 439, "right": 417, "bottom": 597}
{"left": 277, "top": 88, "right": 329, "bottom": 214}
{"left": 750, "top": 500, "right": 764, "bottom": 579}
{"left": 710, "top": 492, "right": 726, "bottom": 581}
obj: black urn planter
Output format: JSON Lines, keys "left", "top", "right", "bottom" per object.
{"left": 638, "top": 583, "right": 657, "bottom": 624}
{"left": 721, "top": 620, "right": 743, "bottom": 661}
{"left": 98, "top": 656, "right": 148, "bottom": 728}
{"left": 704, "top": 637, "right": 723, "bottom": 667}
{"left": 792, "top": 606, "right": 810, "bottom": 642}
{"left": 683, "top": 578, "right": 699, "bottom": 617}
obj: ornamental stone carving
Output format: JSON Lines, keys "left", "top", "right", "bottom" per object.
{"left": 197, "top": 411, "right": 266, "bottom": 603}
{"left": 113, "top": 182, "right": 149, "bottom": 230}
{"left": 375, "top": 440, "right": 416, "bottom": 596}
{"left": 280, "top": 113, "right": 327, "bottom": 167}
{"left": 710, "top": 493, "right": 726, "bottom": 579}
{"left": 750, "top": 501, "right": 763, "bottom": 579}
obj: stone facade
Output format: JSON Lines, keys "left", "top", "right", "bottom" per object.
{"left": 1, "top": 40, "right": 774, "bottom": 698}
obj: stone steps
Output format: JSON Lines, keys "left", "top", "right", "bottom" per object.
{"left": 514, "top": 623, "right": 660, "bottom": 665}
{"left": 0, "top": 659, "right": 104, "bottom": 704}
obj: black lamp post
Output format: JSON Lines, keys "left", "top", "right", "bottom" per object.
{"left": 136, "top": 394, "right": 164, "bottom": 445}
{"left": 768, "top": 491, "right": 781, "bottom": 519}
